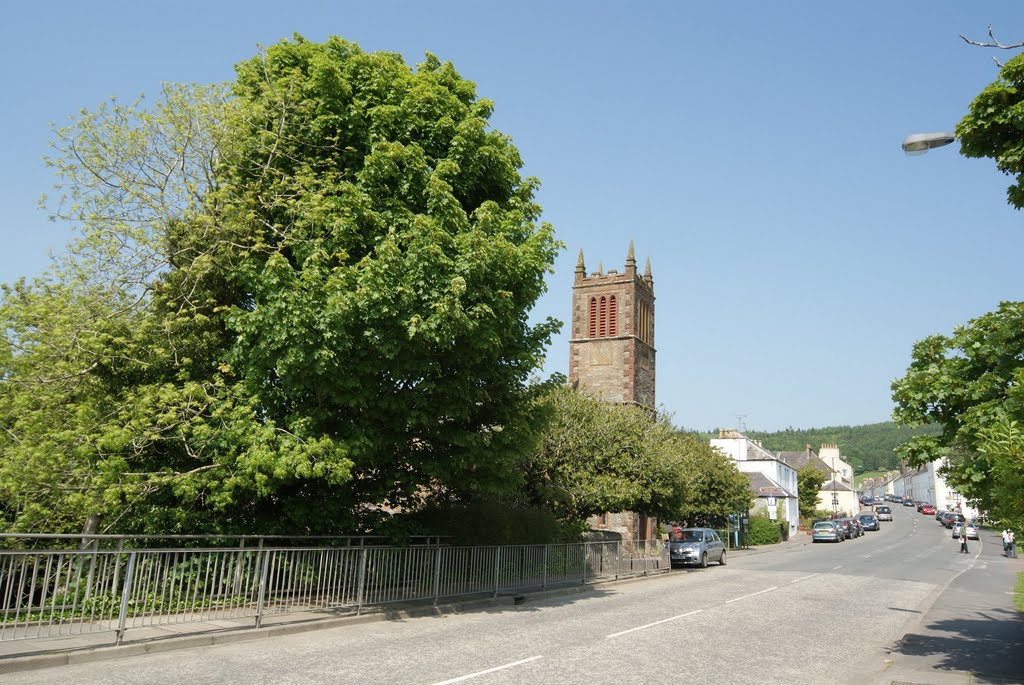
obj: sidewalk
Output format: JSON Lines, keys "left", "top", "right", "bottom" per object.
{"left": 871, "top": 531, "right": 1024, "bottom": 685}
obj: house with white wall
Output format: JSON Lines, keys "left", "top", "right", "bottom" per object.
{"left": 891, "top": 460, "right": 978, "bottom": 519}
{"left": 710, "top": 430, "right": 799, "bottom": 538}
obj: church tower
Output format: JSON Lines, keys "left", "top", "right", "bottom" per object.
{"left": 569, "top": 242, "right": 656, "bottom": 410}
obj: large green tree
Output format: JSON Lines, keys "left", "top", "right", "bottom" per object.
{"left": 523, "top": 387, "right": 751, "bottom": 525}
{"left": 957, "top": 52, "right": 1024, "bottom": 209}
{"left": 796, "top": 464, "right": 827, "bottom": 518}
{"left": 891, "top": 302, "right": 1024, "bottom": 529}
{"left": 0, "top": 36, "right": 561, "bottom": 534}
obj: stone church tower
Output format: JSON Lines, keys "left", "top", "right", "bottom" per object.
{"left": 571, "top": 242, "right": 658, "bottom": 545}
{"left": 569, "top": 241, "right": 655, "bottom": 410}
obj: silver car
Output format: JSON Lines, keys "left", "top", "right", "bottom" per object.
{"left": 669, "top": 528, "right": 727, "bottom": 568}
{"left": 812, "top": 521, "right": 841, "bottom": 543}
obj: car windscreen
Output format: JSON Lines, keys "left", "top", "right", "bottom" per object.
{"left": 813, "top": 523, "right": 834, "bottom": 530}
{"left": 671, "top": 531, "right": 703, "bottom": 542}
{"left": 858, "top": 515, "right": 875, "bottom": 521}
{"left": 877, "top": 507, "right": 890, "bottom": 513}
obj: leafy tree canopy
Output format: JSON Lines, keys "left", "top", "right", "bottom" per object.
{"left": 524, "top": 387, "right": 751, "bottom": 525}
{"left": 957, "top": 52, "right": 1024, "bottom": 209}
{"left": 0, "top": 35, "right": 562, "bottom": 535}
{"left": 891, "top": 302, "right": 1024, "bottom": 529}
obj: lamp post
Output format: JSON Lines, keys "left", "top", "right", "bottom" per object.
{"left": 902, "top": 132, "right": 955, "bottom": 156}
{"left": 831, "top": 456, "right": 839, "bottom": 518}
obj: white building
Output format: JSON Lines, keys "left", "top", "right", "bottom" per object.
{"left": 890, "top": 460, "right": 978, "bottom": 519}
{"left": 711, "top": 430, "right": 799, "bottom": 538}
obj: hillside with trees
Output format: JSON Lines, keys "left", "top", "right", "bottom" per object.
{"left": 699, "top": 422, "right": 940, "bottom": 473}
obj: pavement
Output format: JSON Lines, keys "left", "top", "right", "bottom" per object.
{"left": 869, "top": 527, "right": 1024, "bottom": 685}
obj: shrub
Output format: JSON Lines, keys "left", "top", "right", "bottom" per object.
{"left": 746, "top": 516, "right": 781, "bottom": 546}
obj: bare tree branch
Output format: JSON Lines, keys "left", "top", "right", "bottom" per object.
{"left": 960, "top": 25, "right": 1024, "bottom": 67}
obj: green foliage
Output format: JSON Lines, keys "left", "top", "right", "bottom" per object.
{"left": 796, "top": 464, "right": 826, "bottom": 518}
{"left": 0, "top": 35, "right": 562, "bottom": 535}
{"left": 1016, "top": 572, "right": 1024, "bottom": 614}
{"left": 892, "top": 302, "right": 1024, "bottom": 530}
{"left": 746, "top": 516, "right": 781, "bottom": 546}
{"left": 522, "top": 387, "right": 752, "bottom": 526}
{"left": 956, "top": 53, "right": 1024, "bottom": 209}
{"left": 405, "top": 500, "right": 575, "bottom": 545}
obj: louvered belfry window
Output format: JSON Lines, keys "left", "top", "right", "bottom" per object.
{"left": 589, "top": 294, "right": 619, "bottom": 338}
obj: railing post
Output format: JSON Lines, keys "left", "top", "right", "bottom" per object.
{"left": 432, "top": 546, "right": 442, "bottom": 606}
{"left": 254, "top": 545, "right": 271, "bottom": 629}
{"left": 114, "top": 551, "right": 137, "bottom": 645}
{"left": 355, "top": 547, "right": 368, "bottom": 615}
{"left": 616, "top": 541, "right": 621, "bottom": 581}
{"left": 581, "top": 543, "right": 587, "bottom": 586}
{"left": 493, "top": 547, "right": 501, "bottom": 598}
{"left": 542, "top": 545, "right": 548, "bottom": 591}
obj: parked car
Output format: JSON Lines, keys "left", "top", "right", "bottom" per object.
{"left": 943, "top": 513, "right": 966, "bottom": 529}
{"left": 669, "top": 528, "right": 727, "bottom": 568}
{"left": 849, "top": 518, "right": 863, "bottom": 536}
{"left": 921, "top": 504, "right": 936, "bottom": 515}
{"left": 875, "top": 506, "right": 893, "bottom": 521}
{"left": 951, "top": 522, "right": 979, "bottom": 540}
{"left": 812, "top": 521, "right": 842, "bottom": 543}
{"left": 902, "top": 499, "right": 916, "bottom": 507}
{"left": 857, "top": 513, "right": 880, "bottom": 531}
{"left": 834, "top": 518, "right": 858, "bottom": 539}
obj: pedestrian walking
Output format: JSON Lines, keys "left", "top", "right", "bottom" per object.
{"left": 1003, "top": 528, "right": 1011, "bottom": 556}
{"left": 1010, "top": 529, "right": 1017, "bottom": 559}
{"left": 959, "top": 524, "right": 969, "bottom": 554}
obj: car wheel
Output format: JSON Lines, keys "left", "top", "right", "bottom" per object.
{"left": 700, "top": 552, "right": 708, "bottom": 568}
{"left": 719, "top": 550, "right": 726, "bottom": 566}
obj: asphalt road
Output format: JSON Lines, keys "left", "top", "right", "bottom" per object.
{"left": 4, "top": 511, "right": 1022, "bottom": 685}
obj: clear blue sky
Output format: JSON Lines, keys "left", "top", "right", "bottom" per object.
{"left": 2, "top": 2, "right": 1022, "bottom": 432}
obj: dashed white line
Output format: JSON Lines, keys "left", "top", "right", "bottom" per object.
{"left": 832, "top": 565, "right": 843, "bottom": 570}
{"left": 725, "top": 586, "right": 778, "bottom": 604}
{"left": 606, "top": 609, "right": 703, "bottom": 637}
{"left": 863, "top": 554, "right": 872, "bottom": 558}
{"left": 788, "top": 573, "right": 819, "bottom": 584}
{"left": 431, "top": 656, "right": 544, "bottom": 684}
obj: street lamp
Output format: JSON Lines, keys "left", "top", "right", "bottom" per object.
{"left": 902, "top": 132, "right": 956, "bottom": 156}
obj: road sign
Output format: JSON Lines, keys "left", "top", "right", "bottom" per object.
{"left": 766, "top": 497, "right": 777, "bottom": 507}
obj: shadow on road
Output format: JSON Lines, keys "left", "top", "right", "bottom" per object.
{"left": 889, "top": 606, "right": 1024, "bottom": 683}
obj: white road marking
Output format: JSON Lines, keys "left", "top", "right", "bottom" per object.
{"left": 788, "top": 573, "right": 819, "bottom": 584}
{"left": 864, "top": 554, "right": 872, "bottom": 558}
{"left": 606, "top": 609, "right": 703, "bottom": 637}
{"left": 431, "top": 656, "right": 544, "bottom": 684}
{"left": 725, "top": 587, "right": 778, "bottom": 604}
{"left": 832, "top": 565, "right": 843, "bottom": 570}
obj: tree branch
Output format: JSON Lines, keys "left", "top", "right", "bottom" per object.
{"left": 960, "top": 25, "right": 1024, "bottom": 68}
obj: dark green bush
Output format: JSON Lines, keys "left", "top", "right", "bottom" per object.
{"left": 403, "top": 501, "right": 577, "bottom": 545}
{"left": 746, "top": 516, "right": 781, "bottom": 546}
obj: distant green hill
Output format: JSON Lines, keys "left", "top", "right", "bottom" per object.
{"left": 694, "top": 422, "right": 940, "bottom": 474}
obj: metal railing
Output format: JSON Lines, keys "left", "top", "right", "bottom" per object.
{"left": 0, "top": 536, "right": 667, "bottom": 645}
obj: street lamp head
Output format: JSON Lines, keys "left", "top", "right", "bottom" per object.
{"left": 902, "top": 132, "right": 956, "bottom": 156}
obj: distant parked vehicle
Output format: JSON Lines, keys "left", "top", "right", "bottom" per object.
{"left": 943, "top": 513, "right": 966, "bottom": 529}
{"left": 921, "top": 504, "right": 936, "bottom": 515}
{"left": 902, "top": 499, "right": 916, "bottom": 507}
{"left": 669, "top": 528, "right": 727, "bottom": 568}
{"left": 875, "top": 506, "right": 893, "bottom": 521}
{"left": 857, "top": 513, "right": 880, "bottom": 531}
{"left": 812, "top": 521, "right": 842, "bottom": 543}
{"left": 951, "top": 522, "right": 978, "bottom": 540}
{"left": 834, "top": 518, "right": 858, "bottom": 539}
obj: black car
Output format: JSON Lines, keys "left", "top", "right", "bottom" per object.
{"left": 857, "top": 513, "right": 880, "bottom": 531}
{"left": 902, "top": 499, "right": 915, "bottom": 507}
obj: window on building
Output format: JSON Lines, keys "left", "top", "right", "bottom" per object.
{"left": 589, "top": 298, "right": 597, "bottom": 338}
{"left": 599, "top": 296, "right": 607, "bottom": 337}
{"left": 608, "top": 296, "right": 617, "bottom": 336}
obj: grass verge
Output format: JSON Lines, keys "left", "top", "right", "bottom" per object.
{"left": 1016, "top": 572, "right": 1024, "bottom": 613}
